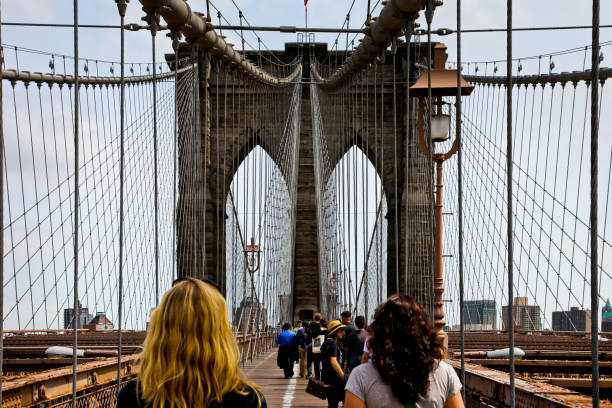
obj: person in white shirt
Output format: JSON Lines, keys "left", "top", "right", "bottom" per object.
{"left": 345, "top": 295, "right": 464, "bottom": 408}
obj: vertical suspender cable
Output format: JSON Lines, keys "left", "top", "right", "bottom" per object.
{"left": 172, "top": 31, "right": 179, "bottom": 281}
{"left": 215, "top": 61, "right": 220, "bottom": 286}
{"left": 150, "top": 11, "right": 159, "bottom": 305}
{"left": 380, "top": 57, "right": 385, "bottom": 305}
{"left": 456, "top": 0, "right": 466, "bottom": 400}
{"left": 591, "top": 0, "right": 600, "bottom": 405}
{"left": 404, "top": 22, "right": 412, "bottom": 296}
{"left": 392, "top": 40, "right": 399, "bottom": 294}
{"left": 202, "top": 51, "right": 209, "bottom": 279}
{"left": 0, "top": 1, "right": 4, "bottom": 405}
{"left": 191, "top": 43, "right": 198, "bottom": 277}
{"left": 506, "top": 1, "right": 516, "bottom": 407}
{"left": 425, "top": 0, "right": 435, "bottom": 322}
{"left": 72, "top": 1, "right": 80, "bottom": 406}
{"left": 115, "top": 0, "right": 127, "bottom": 393}
{"left": 364, "top": 69, "right": 369, "bottom": 317}
{"left": 353, "top": 72, "right": 358, "bottom": 313}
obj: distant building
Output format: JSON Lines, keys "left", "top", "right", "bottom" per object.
{"left": 602, "top": 299, "right": 612, "bottom": 332}
{"left": 63, "top": 301, "right": 92, "bottom": 329}
{"left": 501, "top": 297, "right": 541, "bottom": 331}
{"left": 463, "top": 300, "right": 497, "bottom": 330}
{"left": 552, "top": 307, "right": 591, "bottom": 332}
{"left": 84, "top": 312, "right": 114, "bottom": 331}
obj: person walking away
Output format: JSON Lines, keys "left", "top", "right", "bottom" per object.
{"left": 296, "top": 321, "right": 309, "bottom": 378}
{"left": 321, "top": 320, "right": 346, "bottom": 408}
{"left": 344, "top": 315, "right": 366, "bottom": 374}
{"left": 293, "top": 320, "right": 303, "bottom": 333}
{"left": 306, "top": 313, "right": 323, "bottom": 379}
{"left": 339, "top": 310, "right": 354, "bottom": 372}
{"left": 276, "top": 323, "right": 298, "bottom": 379}
{"left": 340, "top": 310, "right": 354, "bottom": 332}
{"left": 344, "top": 295, "right": 464, "bottom": 408}
{"left": 117, "top": 278, "right": 266, "bottom": 408}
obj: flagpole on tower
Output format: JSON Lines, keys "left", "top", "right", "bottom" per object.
{"left": 305, "top": 0, "right": 308, "bottom": 33}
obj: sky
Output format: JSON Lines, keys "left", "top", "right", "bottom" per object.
{"left": 3, "top": 0, "right": 612, "bottom": 72}
{"left": 2, "top": 0, "right": 612, "bottom": 330}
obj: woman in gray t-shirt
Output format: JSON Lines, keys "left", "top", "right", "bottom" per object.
{"left": 344, "top": 295, "right": 464, "bottom": 408}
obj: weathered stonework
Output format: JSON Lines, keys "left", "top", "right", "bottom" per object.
{"left": 176, "top": 41, "right": 436, "bottom": 319}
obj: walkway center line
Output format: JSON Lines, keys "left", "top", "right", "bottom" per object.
{"left": 282, "top": 370, "right": 297, "bottom": 408}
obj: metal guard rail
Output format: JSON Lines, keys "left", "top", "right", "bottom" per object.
{"left": 1, "top": 332, "right": 276, "bottom": 408}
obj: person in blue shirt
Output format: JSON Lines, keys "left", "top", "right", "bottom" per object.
{"left": 276, "top": 323, "right": 298, "bottom": 378}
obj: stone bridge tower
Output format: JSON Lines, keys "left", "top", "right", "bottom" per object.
{"left": 176, "top": 41, "right": 436, "bottom": 320}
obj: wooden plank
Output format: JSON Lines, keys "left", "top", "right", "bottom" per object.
{"left": 538, "top": 378, "right": 612, "bottom": 389}
{"left": 243, "top": 351, "right": 327, "bottom": 408}
{"left": 466, "top": 359, "right": 612, "bottom": 367}
{"left": 448, "top": 360, "right": 611, "bottom": 408}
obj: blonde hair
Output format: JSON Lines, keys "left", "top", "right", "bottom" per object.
{"left": 138, "top": 278, "right": 259, "bottom": 408}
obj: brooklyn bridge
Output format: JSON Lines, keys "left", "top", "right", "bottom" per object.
{"left": 0, "top": 0, "right": 610, "bottom": 406}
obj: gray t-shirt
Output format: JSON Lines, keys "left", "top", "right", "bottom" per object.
{"left": 345, "top": 360, "right": 462, "bottom": 408}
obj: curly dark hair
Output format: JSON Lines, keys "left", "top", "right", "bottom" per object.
{"left": 367, "top": 295, "right": 443, "bottom": 404}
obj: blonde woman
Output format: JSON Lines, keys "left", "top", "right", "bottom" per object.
{"left": 117, "top": 278, "right": 266, "bottom": 408}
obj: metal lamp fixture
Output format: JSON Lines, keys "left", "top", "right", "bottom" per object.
{"left": 430, "top": 101, "right": 451, "bottom": 143}
{"left": 410, "top": 43, "right": 474, "bottom": 158}
{"left": 409, "top": 43, "right": 474, "bottom": 351}
{"left": 244, "top": 237, "right": 262, "bottom": 274}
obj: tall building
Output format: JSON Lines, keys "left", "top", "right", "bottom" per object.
{"left": 463, "top": 300, "right": 497, "bottom": 330}
{"left": 552, "top": 307, "right": 591, "bottom": 332}
{"left": 63, "top": 301, "right": 92, "bottom": 329}
{"left": 501, "top": 297, "right": 541, "bottom": 331}
{"left": 602, "top": 299, "right": 612, "bottom": 332}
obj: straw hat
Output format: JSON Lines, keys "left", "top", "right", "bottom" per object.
{"left": 327, "top": 320, "right": 346, "bottom": 336}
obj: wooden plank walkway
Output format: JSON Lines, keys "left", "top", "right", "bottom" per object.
{"left": 243, "top": 351, "right": 328, "bottom": 408}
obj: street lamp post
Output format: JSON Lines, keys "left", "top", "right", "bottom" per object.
{"left": 410, "top": 43, "right": 474, "bottom": 351}
{"left": 244, "top": 237, "right": 262, "bottom": 332}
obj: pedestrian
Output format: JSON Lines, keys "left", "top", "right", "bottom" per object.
{"left": 117, "top": 278, "right": 266, "bottom": 408}
{"left": 293, "top": 320, "right": 303, "bottom": 333}
{"left": 339, "top": 310, "right": 354, "bottom": 371}
{"left": 340, "top": 310, "right": 353, "bottom": 331}
{"left": 276, "top": 323, "right": 298, "bottom": 379}
{"left": 344, "top": 315, "right": 366, "bottom": 374}
{"left": 296, "top": 321, "right": 309, "bottom": 378}
{"left": 320, "top": 320, "right": 346, "bottom": 408}
{"left": 345, "top": 295, "right": 464, "bottom": 408}
{"left": 306, "top": 313, "right": 324, "bottom": 379}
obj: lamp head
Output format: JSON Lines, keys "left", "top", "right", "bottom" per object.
{"left": 431, "top": 101, "right": 451, "bottom": 143}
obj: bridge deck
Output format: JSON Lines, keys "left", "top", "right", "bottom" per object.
{"left": 244, "top": 351, "right": 327, "bottom": 408}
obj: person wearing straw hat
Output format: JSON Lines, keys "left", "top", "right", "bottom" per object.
{"left": 320, "top": 320, "right": 347, "bottom": 408}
